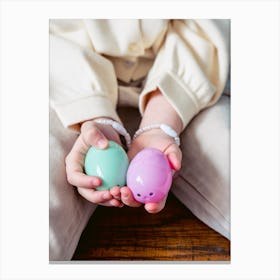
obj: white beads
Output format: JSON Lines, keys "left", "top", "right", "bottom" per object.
{"left": 94, "top": 118, "right": 131, "bottom": 148}
{"left": 94, "top": 119, "right": 180, "bottom": 148}
{"left": 133, "top": 124, "right": 180, "bottom": 146}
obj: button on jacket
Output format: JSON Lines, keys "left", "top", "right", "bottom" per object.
{"left": 50, "top": 19, "right": 230, "bottom": 131}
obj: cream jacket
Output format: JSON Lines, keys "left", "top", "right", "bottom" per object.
{"left": 50, "top": 19, "right": 230, "bottom": 131}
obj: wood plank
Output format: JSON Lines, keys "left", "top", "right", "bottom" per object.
{"left": 73, "top": 193, "right": 230, "bottom": 261}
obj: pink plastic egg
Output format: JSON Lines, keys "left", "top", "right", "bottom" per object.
{"left": 126, "top": 148, "right": 173, "bottom": 203}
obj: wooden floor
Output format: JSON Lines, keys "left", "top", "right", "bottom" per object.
{"left": 72, "top": 193, "right": 230, "bottom": 261}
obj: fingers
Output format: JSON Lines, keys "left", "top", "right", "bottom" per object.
{"left": 120, "top": 187, "right": 142, "bottom": 207}
{"left": 66, "top": 171, "right": 102, "bottom": 189}
{"left": 65, "top": 150, "right": 102, "bottom": 188}
{"left": 110, "top": 186, "right": 121, "bottom": 200}
{"left": 120, "top": 186, "right": 167, "bottom": 212}
{"left": 167, "top": 152, "right": 181, "bottom": 170}
{"left": 81, "top": 121, "right": 109, "bottom": 149}
{"left": 77, "top": 187, "right": 123, "bottom": 207}
{"left": 65, "top": 122, "right": 109, "bottom": 189}
{"left": 144, "top": 195, "right": 168, "bottom": 214}
{"left": 165, "top": 145, "right": 182, "bottom": 171}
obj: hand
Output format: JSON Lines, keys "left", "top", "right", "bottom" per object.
{"left": 65, "top": 119, "right": 124, "bottom": 207}
{"left": 121, "top": 128, "right": 182, "bottom": 213}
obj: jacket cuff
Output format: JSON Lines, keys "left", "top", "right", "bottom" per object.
{"left": 139, "top": 71, "right": 214, "bottom": 129}
{"left": 53, "top": 94, "right": 121, "bottom": 131}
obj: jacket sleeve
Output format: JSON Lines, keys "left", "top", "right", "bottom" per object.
{"left": 50, "top": 20, "right": 120, "bottom": 131}
{"left": 139, "top": 19, "right": 230, "bottom": 130}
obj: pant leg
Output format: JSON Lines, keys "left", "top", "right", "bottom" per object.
{"left": 49, "top": 108, "right": 97, "bottom": 261}
{"left": 171, "top": 95, "right": 230, "bottom": 239}
{"left": 117, "top": 100, "right": 230, "bottom": 238}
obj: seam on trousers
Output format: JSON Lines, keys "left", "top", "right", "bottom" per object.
{"left": 58, "top": 202, "right": 97, "bottom": 261}
{"left": 176, "top": 174, "right": 229, "bottom": 223}
{"left": 68, "top": 203, "right": 97, "bottom": 260}
{"left": 172, "top": 176, "right": 230, "bottom": 238}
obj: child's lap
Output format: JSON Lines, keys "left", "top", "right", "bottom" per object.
{"left": 49, "top": 108, "right": 96, "bottom": 261}
{"left": 49, "top": 96, "right": 230, "bottom": 260}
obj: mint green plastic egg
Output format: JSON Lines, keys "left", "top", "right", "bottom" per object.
{"left": 84, "top": 141, "right": 129, "bottom": 190}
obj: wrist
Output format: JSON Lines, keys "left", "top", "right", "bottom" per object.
{"left": 92, "top": 118, "right": 131, "bottom": 148}
{"left": 141, "top": 89, "right": 183, "bottom": 134}
{"left": 133, "top": 123, "right": 180, "bottom": 146}
{"left": 80, "top": 118, "right": 120, "bottom": 144}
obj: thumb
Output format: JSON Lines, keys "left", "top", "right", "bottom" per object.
{"left": 166, "top": 147, "right": 182, "bottom": 171}
{"left": 82, "top": 123, "right": 109, "bottom": 150}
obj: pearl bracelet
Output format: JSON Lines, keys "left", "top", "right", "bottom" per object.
{"left": 133, "top": 124, "right": 180, "bottom": 146}
{"left": 94, "top": 118, "right": 131, "bottom": 148}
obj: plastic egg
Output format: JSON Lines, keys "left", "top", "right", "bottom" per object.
{"left": 126, "top": 148, "right": 172, "bottom": 203}
{"left": 84, "top": 141, "right": 129, "bottom": 190}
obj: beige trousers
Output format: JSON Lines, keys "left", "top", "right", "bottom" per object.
{"left": 49, "top": 95, "right": 230, "bottom": 261}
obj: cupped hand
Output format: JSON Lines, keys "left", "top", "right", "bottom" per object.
{"left": 65, "top": 119, "right": 124, "bottom": 207}
{"left": 121, "top": 129, "right": 182, "bottom": 213}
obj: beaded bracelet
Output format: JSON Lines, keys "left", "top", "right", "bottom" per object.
{"left": 94, "top": 118, "right": 131, "bottom": 148}
{"left": 133, "top": 124, "right": 180, "bottom": 146}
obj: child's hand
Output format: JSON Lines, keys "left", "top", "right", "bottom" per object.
{"left": 65, "top": 119, "right": 124, "bottom": 207}
{"left": 121, "top": 128, "right": 182, "bottom": 213}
